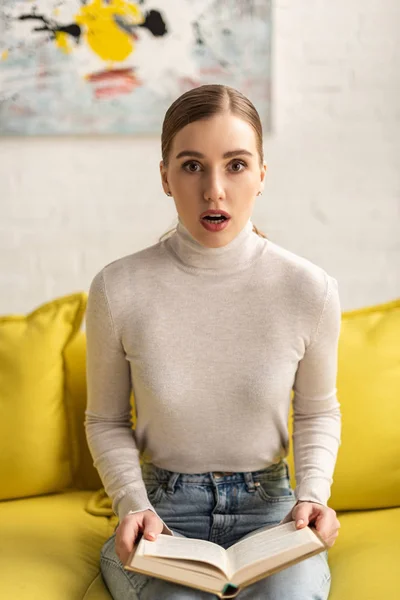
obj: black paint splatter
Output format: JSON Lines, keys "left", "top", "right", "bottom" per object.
{"left": 138, "top": 9, "right": 167, "bottom": 36}
{"left": 17, "top": 8, "right": 168, "bottom": 44}
{"left": 18, "top": 14, "right": 81, "bottom": 42}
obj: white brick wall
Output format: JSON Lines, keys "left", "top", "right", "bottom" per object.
{"left": 0, "top": 0, "right": 399, "bottom": 314}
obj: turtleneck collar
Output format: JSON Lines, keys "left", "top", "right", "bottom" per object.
{"left": 164, "top": 215, "right": 267, "bottom": 274}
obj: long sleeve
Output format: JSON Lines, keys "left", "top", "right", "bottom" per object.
{"left": 84, "top": 269, "right": 172, "bottom": 532}
{"left": 291, "top": 274, "right": 342, "bottom": 507}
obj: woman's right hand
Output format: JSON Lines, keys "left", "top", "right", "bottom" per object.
{"left": 115, "top": 509, "right": 165, "bottom": 565}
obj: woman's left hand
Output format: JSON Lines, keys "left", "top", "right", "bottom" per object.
{"left": 291, "top": 501, "right": 341, "bottom": 549}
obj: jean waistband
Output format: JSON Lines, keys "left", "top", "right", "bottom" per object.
{"left": 141, "top": 459, "right": 289, "bottom": 493}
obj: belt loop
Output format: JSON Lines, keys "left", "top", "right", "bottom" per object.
{"left": 167, "top": 472, "right": 180, "bottom": 494}
{"left": 243, "top": 471, "right": 256, "bottom": 493}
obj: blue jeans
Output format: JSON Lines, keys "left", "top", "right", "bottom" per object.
{"left": 100, "top": 459, "right": 331, "bottom": 599}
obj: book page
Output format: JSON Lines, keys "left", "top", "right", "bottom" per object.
{"left": 151, "top": 557, "right": 226, "bottom": 580}
{"left": 227, "top": 522, "right": 324, "bottom": 574}
{"left": 140, "top": 534, "right": 229, "bottom": 576}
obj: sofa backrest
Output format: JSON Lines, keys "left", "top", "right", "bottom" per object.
{"left": 64, "top": 330, "right": 102, "bottom": 491}
{"left": 0, "top": 293, "right": 87, "bottom": 502}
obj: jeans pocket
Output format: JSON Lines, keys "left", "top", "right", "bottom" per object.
{"left": 143, "top": 479, "right": 167, "bottom": 507}
{"left": 254, "top": 468, "right": 296, "bottom": 503}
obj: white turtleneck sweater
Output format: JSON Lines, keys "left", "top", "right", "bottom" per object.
{"left": 84, "top": 217, "right": 342, "bottom": 535}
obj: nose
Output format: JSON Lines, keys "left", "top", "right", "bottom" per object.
{"left": 203, "top": 168, "right": 226, "bottom": 202}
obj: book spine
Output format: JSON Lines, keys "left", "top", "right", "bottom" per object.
{"left": 220, "top": 583, "right": 240, "bottom": 598}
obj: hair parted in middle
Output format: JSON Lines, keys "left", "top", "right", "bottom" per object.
{"left": 159, "top": 84, "right": 267, "bottom": 243}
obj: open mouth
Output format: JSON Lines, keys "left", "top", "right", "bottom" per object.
{"left": 202, "top": 216, "right": 229, "bottom": 223}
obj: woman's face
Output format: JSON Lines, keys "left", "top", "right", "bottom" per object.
{"left": 160, "top": 112, "right": 267, "bottom": 248}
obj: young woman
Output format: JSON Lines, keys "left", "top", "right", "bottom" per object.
{"left": 85, "top": 84, "right": 341, "bottom": 600}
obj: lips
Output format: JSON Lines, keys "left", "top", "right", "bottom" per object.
{"left": 200, "top": 210, "right": 231, "bottom": 220}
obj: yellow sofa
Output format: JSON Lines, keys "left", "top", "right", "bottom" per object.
{"left": 0, "top": 291, "right": 399, "bottom": 599}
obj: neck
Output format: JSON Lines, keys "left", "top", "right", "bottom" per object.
{"left": 164, "top": 216, "right": 267, "bottom": 274}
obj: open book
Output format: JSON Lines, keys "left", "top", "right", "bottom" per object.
{"left": 124, "top": 521, "right": 328, "bottom": 598}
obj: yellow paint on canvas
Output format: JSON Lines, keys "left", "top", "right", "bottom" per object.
{"left": 1, "top": 50, "right": 9, "bottom": 61}
{"left": 75, "top": 0, "right": 145, "bottom": 62}
{"left": 55, "top": 32, "right": 72, "bottom": 54}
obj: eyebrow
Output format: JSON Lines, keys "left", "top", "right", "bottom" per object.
{"left": 175, "top": 149, "right": 254, "bottom": 160}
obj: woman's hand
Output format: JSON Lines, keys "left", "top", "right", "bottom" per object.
{"left": 291, "top": 501, "right": 341, "bottom": 549}
{"left": 115, "top": 509, "right": 165, "bottom": 565}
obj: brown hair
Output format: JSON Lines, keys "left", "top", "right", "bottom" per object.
{"left": 158, "top": 84, "right": 267, "bottom": 243}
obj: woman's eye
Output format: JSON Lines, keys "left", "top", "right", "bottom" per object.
{"left": 182, "top": 160, "right": 246, "bottom": 173}
{"left": 229, "top": 160, "right": 246, "bottom": 172}
{"left": 183, "top": 161, "right": 201, "bottom": 173}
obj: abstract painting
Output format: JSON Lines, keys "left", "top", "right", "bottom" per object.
{"left": 0, "top": 0, "right": 272, "bottom": 135}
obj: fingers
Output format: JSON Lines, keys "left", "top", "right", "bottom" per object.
{"left": 314, "top": 508, "right": 339, "bottom": 540}
{"left": 115, "top": 523, "right": 138, "bottom": 565}
{"left": 142, "top": 509, "right": 165, "bottom": 541}
{"left": 115, "top": 516, "right": 139, "bottom": 565}
{"left": 292, "top": 503, "right": 341, "bottom": 548}
{"left": 115, "top": 509, "right": 166, "bottom": 565}
{"left": 321, "top": 525, "right": 340, "bottom": 549}
{"left": 293, "top": 501, "right": 319, "bottom": 528}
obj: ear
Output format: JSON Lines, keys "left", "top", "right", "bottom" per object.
{"left": 159, "top": 160, "right": 170, "bottom": 195}
{"left": 259, "top": 161, "right": 267, "bottom": 192}
{"left": 260, "top": 162, "right": 267, "bottom": 182}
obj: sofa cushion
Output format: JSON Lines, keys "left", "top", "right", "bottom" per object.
{"left": 0, "top": 490, "right": 113, "bottom": 599}
{"left": 328, "top": 506, "right": 400, "bottom": 600}
{"left": 0, "top": 293, "right": 86, "bottom": 500}
{"left": 287, "top": 297, "right": 400, "bottom": 511}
